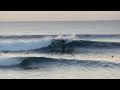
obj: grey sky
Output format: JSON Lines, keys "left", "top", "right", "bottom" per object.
{"left": 0, "top": 11, "right": 120, "bottom": 21}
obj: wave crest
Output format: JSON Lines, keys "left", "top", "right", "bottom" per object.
{"left": 0, "top": 37, "right": 120, "bottom": 52}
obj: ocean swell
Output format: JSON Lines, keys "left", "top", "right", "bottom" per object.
{"left": 0, "top": 35, "right": 120, "bottom": 52}
{"left": 0, "top": 56, "right": 120, "bottom": 69}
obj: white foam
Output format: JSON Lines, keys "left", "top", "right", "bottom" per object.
{"left": 55, "top": 34, "right": 77, "bottom": 40}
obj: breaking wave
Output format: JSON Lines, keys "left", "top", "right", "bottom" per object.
{"left": 0, "top": 34, "right": 120, "bottom": 54}
{"left": 0, "top": 38, "right": 120, "bottom": 52}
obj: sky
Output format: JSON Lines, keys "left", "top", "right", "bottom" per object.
{"left": 0, "top": 11, "right": 120, "bottom": 21}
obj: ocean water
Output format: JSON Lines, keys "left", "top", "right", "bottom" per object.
{"left": 0, "top": 21, "right": 120, "bottom": 79}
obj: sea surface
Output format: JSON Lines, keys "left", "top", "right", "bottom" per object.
{"left": 0, "top": 21, "right": 120, "bottom": 79}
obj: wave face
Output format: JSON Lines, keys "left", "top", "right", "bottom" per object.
{"left": 0, "top": 34, "right": 120, "bottom": 52}
{"left": 50, "top": 39, "right": 120, "bottom": 48}
{"left": 0, "top": 57, "right": 24, "bottom": 66}
{"left": 0, "top": 57, "right": 120, "bottom": 69}
{"left": 0, "top": 38, "right": 52, "bottom": 51}
{"left": 4, "top": 57, "right": 120, "bottom": 69}
{"left": 21, "top": 57, "right": 120, "bottom": 68}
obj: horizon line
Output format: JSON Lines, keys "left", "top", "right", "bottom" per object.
{"left": 0, "top": 20, "right": 120, "bottom": 22}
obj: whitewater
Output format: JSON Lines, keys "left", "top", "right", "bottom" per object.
{"left": 0, "top": 21, "right": 120, "bottom": 79}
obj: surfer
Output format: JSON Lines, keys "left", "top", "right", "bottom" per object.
{"left": 61, "top": 39, "right": 66, "bottom": 53}
{"left": 26, "top": 52, "right": 30, "bottom": 54}
{"left": 2, "top": 51, "right": 8, "bottom": 53}
{"left": 112, "top": 56, "right": 114, "bottom": 58}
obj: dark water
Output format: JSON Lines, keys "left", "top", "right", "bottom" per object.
{"left": 0, "top": 21, "right": 120, "bottom": 79}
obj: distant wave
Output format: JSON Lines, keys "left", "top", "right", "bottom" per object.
{"left": 0, "top": 35, "right": 55, "bottom": 39}
{"left": 1, "top": 34, "right": 120, "bottom": 39}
